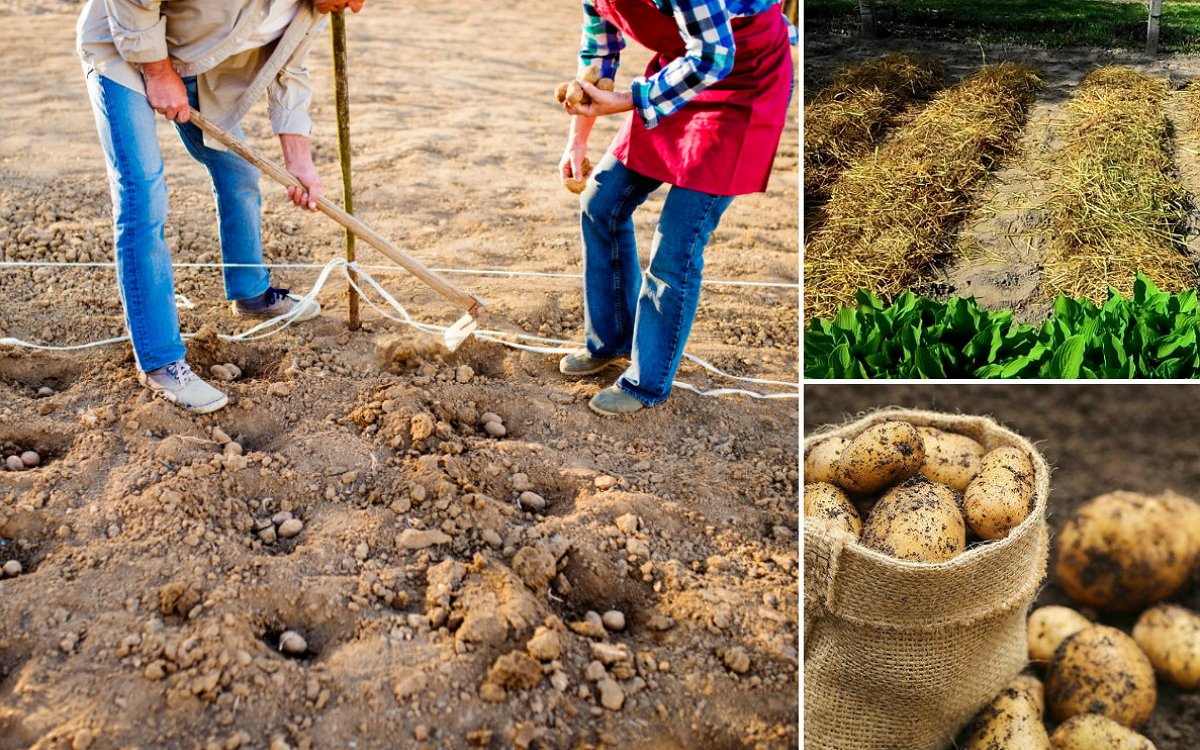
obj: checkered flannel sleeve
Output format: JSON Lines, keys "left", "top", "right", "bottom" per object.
{"left": 630, "top": 0, "right": 738, "bottom": 130}
{"left": 579, "top": 0, "right": 625, "bottom": 81}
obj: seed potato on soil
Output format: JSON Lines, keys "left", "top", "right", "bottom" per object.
{"left": 1027, "top": 605, "right": 1091, "bottom": 665}
{"left": 961, "top": 674, "right": 1051, "bottom": 750}
{"left": 1050, "top": 714, "right": 1157, "bottom": 750}
{"left": 1055, "top": 491, "right": 1199, "bottom": 611}
{"left": 1047, "top": 624, "right": 1157, "bottom": 729}
{"left": 1132, "top": 604, "right": 1200, "bottom": 690}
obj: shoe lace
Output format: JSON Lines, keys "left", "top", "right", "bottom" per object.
{"left": 264, "top": 287, "right": 291, "bottom": 307}
{"left": 164, "top": 361, "right": 197, "bottom": 387}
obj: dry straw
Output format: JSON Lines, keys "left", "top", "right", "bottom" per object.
{"left": 804, "top": 63, "right": 1043, "bottom": 321}
{"left": 1042, "top": 67, "right": 1196, "bottom": 302}
{"left": 804, "top": 53, "right": 946, "bottom": 200}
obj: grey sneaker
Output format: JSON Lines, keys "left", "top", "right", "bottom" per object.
{"left": 588, "top": 385, "right": 645, "bottom": 416}
{"left": 559, "top": 350, "right": 623, "bottom": 377}
{"left": 139, "top": 360, "right": 228, "bottom": 414}
{"left": 232, "top": 286, "right": 320, "bottom": 322}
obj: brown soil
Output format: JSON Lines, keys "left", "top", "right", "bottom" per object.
{"left": 804, "top": 33, "right": 1200, "bottom": 320}
{"left": 0, "top": 3, "right": 800, "bottom": 750}
{"left": 805, "top": 384, "right": 1200, "bottom": 749}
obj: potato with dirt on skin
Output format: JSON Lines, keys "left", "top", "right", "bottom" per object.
{"left": 860, "top": 477, "right": 964, "bottom": 563}
{"left": 1050, "top": 714, "right": 1156, "bottom": 750}
{"left": 804, "top": 482, "right": 861, "bottom": 538}
{"left": 961, "top": 673, "right": 1050, "bottom": 750}
{"left": 1132, "top": 603, "right": 1200, "bottom": 690}
{"left": 917, "top": 426, "right": 985, "bottom": 492}
{"left": 834, "top": 420, "right": 925, "bottom": 494}
{"left": 1027, "top": 605, "right": 1091, "bottom": 664}
{"left": 1046, "top": 625, "right": 1156, "bottom": 729}
{"left": 1054, "top": 490, "right": 1198, "bottom": 612}
{"left": 804, "top": 437, "right": 850, "bottom": 484}
{"left": 962, "top": 446, "right": 1035, "bottom": 540}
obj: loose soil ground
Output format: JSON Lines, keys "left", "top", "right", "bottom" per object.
{"left": 0, "top": 3, "right": 800, "bottom": 749}
{"left": 805, "top": 384, "right": 1200, "bottom": 749}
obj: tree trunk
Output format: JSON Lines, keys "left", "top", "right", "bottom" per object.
{"left": 860, "top": 0, "right": 878, "bottom": 39}
{"left": 1148, "top": 0, "right": 1164, "bottom": 55}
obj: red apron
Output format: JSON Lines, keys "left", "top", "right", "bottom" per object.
{"left": 596, "top": 0, "right": 793, "bottom": 196}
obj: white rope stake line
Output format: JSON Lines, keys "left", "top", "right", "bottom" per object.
{"left": 341, "top": 264, "right": 799, "bottom": 399}
{"left": 0, "top": 258, "right": 799, "bottom": 400}
{"left": 0, "top": 260, "right": 799, "bottom": 290}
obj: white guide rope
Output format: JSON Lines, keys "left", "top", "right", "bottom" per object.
{"left": 0, "top": 258, "right": 799, "bottom": 400}
{"left": 0, "top": 259, "right": 800, "bottom": 290}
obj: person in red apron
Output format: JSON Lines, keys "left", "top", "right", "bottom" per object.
{"left": 558, "top": 0, "right": 794, "bottom": 416}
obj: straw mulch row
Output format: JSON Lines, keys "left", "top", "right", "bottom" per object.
{"left": 804, "top": 63, "right": 1042, "bottom": 321}
{"left": 803, "top": 53, "right": 945, "bottom": 201}
{"left": 1041, "top": 66, "right": 1196, "bottom": 302}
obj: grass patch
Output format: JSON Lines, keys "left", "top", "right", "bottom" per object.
{"left": 804, "top": 0, "right": 1200, "bottom": 52}
{"left": 804, "top": 53, "right": 945, "bottom": 202}
{"left": 1041, "top": 66, "right": 1195, "bottom": 302}
{"left": 804, "top": 62, "right": 1042, "bottom": 321}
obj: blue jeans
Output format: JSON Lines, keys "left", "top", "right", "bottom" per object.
{"left": 84, "top": 69, "right": 271, "bottom": 371}
{"left": 579, "top": 153, "right": 734, "bottom": 406}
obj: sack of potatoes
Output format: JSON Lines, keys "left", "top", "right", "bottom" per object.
{"left": 803, "top": 409, "right": 1050, "bottom": 750}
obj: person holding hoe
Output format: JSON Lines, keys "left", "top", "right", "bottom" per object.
{"left": 557, "top": 0, "right": 794, "bottom": 416}
{"left": 76, "top": 0, "right": 365, "bottom": 415}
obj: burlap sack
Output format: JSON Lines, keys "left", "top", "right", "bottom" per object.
{"left": 804, "top": 408, "right": 1050, "bottom": 750}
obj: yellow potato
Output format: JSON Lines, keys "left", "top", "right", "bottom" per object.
{"left": 563, "top": 157, "right": 593, "bottom": 195}
{"left": 834, "top": 420, "right": 925, "bottom": 494}
{"left": 566, "top": 80, "right": 587, "bottom": 106}
{"left": 803, "top": 482, "right": 861, "bottom": 538}
{"left": 1132, "top": 603, "right": 1200, "bottom": 690}
{"left": 804, "top": 437, "right": 850, "bottom": 484}
{"left": 581, "top": 63, "right": 603, "bottom": 85}
{"left": 962, "top": 446, "right": 1035, "bottom": 540}
{"left": 917, "top": 426, "right": 985, "bottom": 492}
{"left": 1054, "top": 491, "right": 1197, "bottom": 611}
{"left": 1046, "top": 625, "right": 1156, "bottom": 729}
{"left": 1027, "top": 605, "right": 1091, "bottom": 664}
{"left": 1050, "top": 714, "right": 1156, "bottom": 750}
{"left": 860, "top": 478, "right": 964, "bottom": 563}
{"left": 597, "top": 77, "right": 615, "bottom": 92}
{"left": 962, "top": 673, "right": 1050, "bottom": 750}
{"left": 554, "top": 81, "right": 570, "bottom": 104}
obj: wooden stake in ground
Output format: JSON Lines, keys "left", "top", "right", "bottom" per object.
{"left": 1148, "top": 0, "right": 1164, "bottom": 55}
{"left": 331, "top": 10, "right": 360, "bottom": 330}
{"left": 859, "top": 0, "right": 878, "bottom": 39}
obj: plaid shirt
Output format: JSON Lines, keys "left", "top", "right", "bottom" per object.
{"left": 579, "top": 0, "right": 795, "bottom": 130}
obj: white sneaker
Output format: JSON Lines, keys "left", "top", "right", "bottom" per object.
{"left": 139, "top": 360, "right": 229, "bottom": 414}
{"left": 232, "top": 286, "right": 320, "bottom": 322}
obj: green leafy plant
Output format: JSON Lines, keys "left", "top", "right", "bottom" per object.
{"left": 804, "top": 274, "right": 1200, "bottom": 378}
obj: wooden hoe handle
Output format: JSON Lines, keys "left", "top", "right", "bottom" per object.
{"left": 188, "top": 107, "right": 484, "bottom": 315}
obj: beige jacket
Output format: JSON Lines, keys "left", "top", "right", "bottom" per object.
{"left": 77, "top": 0, "right": 327, "bottom": 142}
